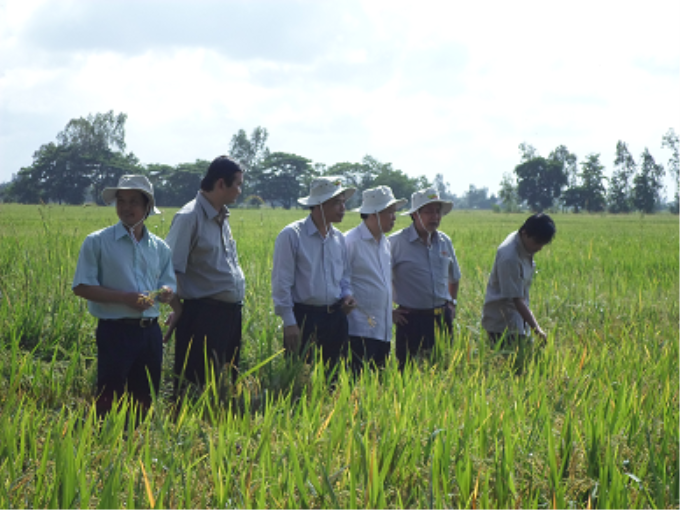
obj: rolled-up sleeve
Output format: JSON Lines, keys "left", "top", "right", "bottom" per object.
{"left": 72, "top": 235, "right": 101, "bottom": 288}
{"left": 272, "top": 228, "right": 297, "bottom": 327}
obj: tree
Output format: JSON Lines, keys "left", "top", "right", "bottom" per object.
{"left": 608, "top": 141, "right": 636, "bottom": 213}
{"left": 498, "top": 172, "right": 520, "bottom": 212}
{"left": 518, "top": 142, "right": 538, "bottom": 162}
{"left": 5, "top": 111, "right": 137, "bottom": 204}
{"left": 259, "top": 152, "right": 315, "bottom": 209}
{"left": 228, "top": 127, "right": 270, "bottom": 201}
{"left": 633, "top": 148, "right": 665, "bottom": 213}
{"left": 549, "top": 145, "right": 578, "bottom": 189}
{"left": 148, "top": 160, "right": 209, "bottom": 207}
{"left": 433, "top": 173, "right": 456, "bottom": 202}
{"left": 514, "top": 151, "right": 568, "bottom": 211}
{"left": 576, "top": 153, "right": 607, "bottom": 212}
{"left": 662, "top": 128, "right": 679, "bottom": 214}
{"left": 459, "top": 185, "right": 496, "bottom": 209}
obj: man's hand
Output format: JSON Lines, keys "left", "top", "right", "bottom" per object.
{"left": 393, "top": 308, "right": 409, "bottom": 326}
{"left": 446, "top": 301, "right": 457, "bottom": 320}
{"left": 284, "top": 324, "right": 301, "bottom": 353}
{"left": 534, "top": 326, "right": 547, "bottom": 342}
{"left": 341, "top": 295, "right": 357, "bottom": 315}
{"left": 124, "top": 292, "right": 155, "bottom": 312}
{"left": 157, "top": 286, "right": 174, "bottom": 304}
{"left": 163, "top": 296, "right": 183, "bottom": 343}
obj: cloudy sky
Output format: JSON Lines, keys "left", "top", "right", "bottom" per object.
{"left": 1, "top": 0, "right": 678, "bottom": 196}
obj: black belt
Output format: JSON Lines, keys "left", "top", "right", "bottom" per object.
{"left": 398, "top": 305, "right": 447, "bottom": 316}
{"left": 294, "top": 299, "right": 343, "bottom": 314}
{"left": 184, "top": 298, "right": 243, "bottom": 309}
{"left": 102, "top": 317, "right": 158, "bottom": 328}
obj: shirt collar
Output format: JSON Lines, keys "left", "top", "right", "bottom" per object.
{"left": 407, "top": 222, "right": 437, "bottom": 244}
{"left": 513, "top": 231, "right": 532, "bottom": 259}
{"left": 114, "top": 221, "right": 148, "bottom": 244}
{"left": 196, "top": 191, "right": 229, "bottom": 221}
{"left": 304, "top": 214, "right": 335, "bottom": 238}
{"left": 359, "top": 221, "right": 381, "bottom": 242}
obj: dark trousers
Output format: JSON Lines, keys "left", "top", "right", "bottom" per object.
{"left": 349, "top": 336, "right": 391, "bottom": 373}
{"left": 174, "top": 298, "right": 242, "bottom": 395}
{"left": 291, "top": 303, "right": 349, "bottom": 369}
{"left": 395, "top": 306, "right": 453, "bottom": 369}
{"left": 96, "top": 319, "right": 163, "bottom": 415}
{"left": 486, "top": 330, "right": 533, "bottom": 375}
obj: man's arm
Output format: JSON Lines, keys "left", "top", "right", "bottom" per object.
{"left": 73, "top": 284, "right": 152, "bottom": 312}
{"left": 512, "top": 297, "right": 546, "bottom": 340}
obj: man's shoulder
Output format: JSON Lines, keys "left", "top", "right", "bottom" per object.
{"left": 174, "top": 198, "right": 200, "bottom": 217}
{"left": 84, "top": 224, "right": 115, "bottom": 243}
{"left": 279, "top": 217, "right": 306, "bottom": 235}
{"left": 388, "top": 226, "right": 409, "bottom": 240}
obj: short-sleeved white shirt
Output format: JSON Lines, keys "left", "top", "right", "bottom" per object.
{"left": 482, "top": 231, "right": 535, "bottom": 334}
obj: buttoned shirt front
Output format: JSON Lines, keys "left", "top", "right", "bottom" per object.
{"left": 272, "top": 215, "right": 352, "bottom": 327}
{"left": 389, "top": 223, "right": 461, "bottom": 309}
{"left": 482, "top": 231, "right": 535, "bottom": 334}
{"left": 345, "top": 222, "right": 392, "bottom": 342}
{"left": 72, "top": 222, "right": 176, "bottom": 319}
{"left": 165, "top": 191, "right": 245, "bottom": 303}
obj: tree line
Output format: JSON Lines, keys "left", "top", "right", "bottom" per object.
{"left": 1, "top": 110, "right": 677, "bottom": 214}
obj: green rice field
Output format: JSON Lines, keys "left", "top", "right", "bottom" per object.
{"left": 0, "top": 203, "right": 677, "bottom": 508}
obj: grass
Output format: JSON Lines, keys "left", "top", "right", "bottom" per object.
{"left": 0, "top": 203, "right": 677, "bottom": 508}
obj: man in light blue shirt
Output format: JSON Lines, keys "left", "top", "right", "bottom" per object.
{"left": 345, "top": 186, "right": 406, "bottom": 372}
{"left": 272, "top": 176, "right": 357, "bottom": 369}
{"left": 73, "top": 175, "right": 176, "bottom": 416}
{"left": 389, "top": 188, "right": 461, "bottom": 369}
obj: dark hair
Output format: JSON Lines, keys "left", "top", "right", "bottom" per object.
{"left": 201, "top": 155, "right": 243, "bottom": 191}
{"left": 519, "top": 213, "right": 556, "bottom": 244}
{"left": 360, "top": 213, "right": 369, "bottom": 220}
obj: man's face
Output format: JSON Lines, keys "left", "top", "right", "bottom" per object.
{"left": 222, "top": 171, "right": 244, "bottom": 205}
{"left": 416, "top": 203, "right": 442, "bottom": 232}
{"left": 321, "top": 193, "right": 347, "bottom": 223}
{"left": 116, "top": 189, "right": 148, "bottom": 226}
{"left": 520, "top": 231, "right": 549, "bottom": 254}
{"left": 377, "top": 204, "right": 398, "bottom": 233}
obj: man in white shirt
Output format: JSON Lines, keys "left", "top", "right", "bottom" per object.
{"left": 271, "top": 177, "right": 357, "bottom": 370}
{"left": 345, "top": 186, "right": 406, "bottom": 372}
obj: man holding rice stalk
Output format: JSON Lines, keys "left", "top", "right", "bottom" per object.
{"left": 389, "top": 188, "right": 461, "bottom": 369}
{"left": 72, "top": 175, "right": 177, "bottom": 416}
{"left": 272, "top": 176, "right": 357, "bottom": 371}
{"left": 345, "top": 186, "right": 407, "bottom": 372}
{"left": 481, "top": 213, "right": 555, "bottom": 365}
{"left": 165, "top": 156, "right": 246, "bottom": 396}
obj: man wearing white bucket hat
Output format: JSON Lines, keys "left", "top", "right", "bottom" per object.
{"left": 165, "top": 155, "right": 246, "bottom": 396}
{"left": 345, "top": 185, "right": 407, "bottom": 372}
{"left": 272, "top": 176, "right": 358, "bottom": 370}
{"left": 388, "top": 188, "right": 461, "bottom": 369}
{"left": 72, "top": 175, "right": 177, "bottom": 416}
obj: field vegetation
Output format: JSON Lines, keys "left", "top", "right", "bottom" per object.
{"left": 0, "top": 204, "right": 677, "bottom": 508}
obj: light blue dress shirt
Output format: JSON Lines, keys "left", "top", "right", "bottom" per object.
{"left": 345, "top": 222, "right": 393, "bottom": 342}
{"left": 72, "top": 222, "right": 176, "bottom": 319}
{"left": 272, "top": 215, "right": 352, "bottom": 327}
{"left": 389, "top": 223, "right": 461, "bottom": 309}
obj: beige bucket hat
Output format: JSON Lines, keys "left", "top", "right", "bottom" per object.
{"left": 298, "top": 176, "right": 356, "bottom": 206}
{"left": 352, "top": 185, "right": 407, "bottom": 214}
{"left": 101, "top": 175, "right": 161, "bottom": 215}
{"left": 401, "top": 188, "right": 453, "bottom": 216}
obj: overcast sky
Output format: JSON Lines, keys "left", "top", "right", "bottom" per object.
{"left": 1, "top": 0, "right": 678, "bottom": 196}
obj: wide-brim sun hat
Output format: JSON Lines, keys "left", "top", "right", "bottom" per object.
{"left": 102, "top": 175, "right": 161, "bottom": 215}
{"left": 298, "top": 176, "right": 356, "bottom": 206}
{"left": 352, "top": 185, "right": 407, "bottom": 214}
{"left": 401, "top": 187, "right": 453, "bottom": 216}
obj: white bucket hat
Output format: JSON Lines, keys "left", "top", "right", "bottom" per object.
{"left": 352, "top": 185, "right": 407, "bottom": 214}
{"left": 102, "top": 175, "right": 161, "bottom": 215}
{"left": 298, "top": 176, "right": 356, "bottom": 206}
{"left": 401, "top": 188, "right": 453, "bottom": 216}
